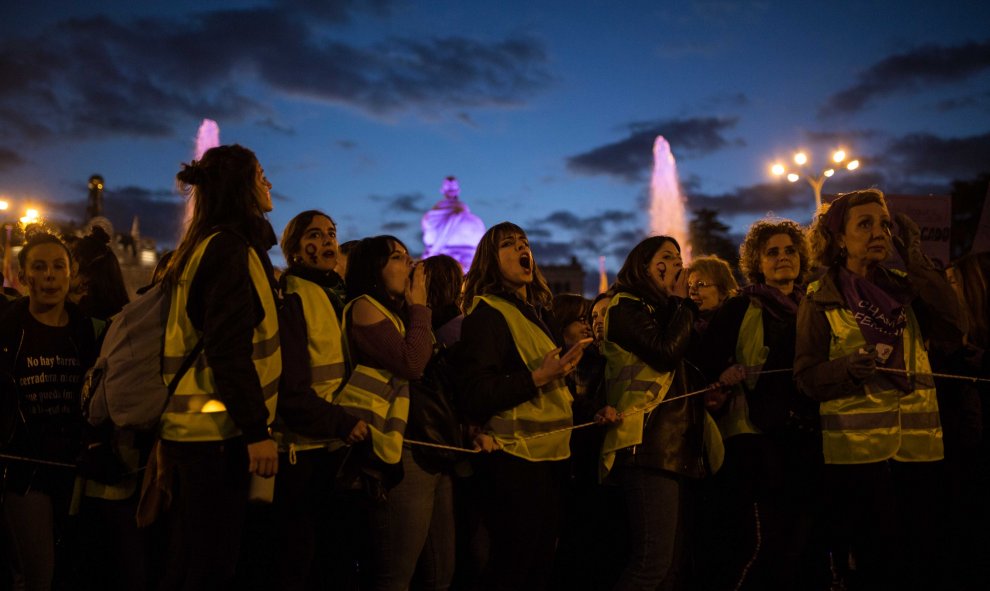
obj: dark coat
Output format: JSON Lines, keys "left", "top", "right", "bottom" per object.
{"left": 606, "top": 288, "right": 708, "bottom": 478}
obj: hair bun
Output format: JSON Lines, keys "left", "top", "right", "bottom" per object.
{"left": 177, "top": 160, "right": 207, "bottom": 186}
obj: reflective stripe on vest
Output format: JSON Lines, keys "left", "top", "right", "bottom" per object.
{"left": 599, "top": 292, "right": 675, "bottom": 476}
{"left": 719, "top": 301, "right": 766, "bottom": 439}
{"left": 809, "top": 279, "right": 943, "bottom": 464}
{"left": 161, "top": 232, "right": 281, "bottom": 442}
{"left": 468, "top": 295, "right": 573, "bottom": 462}
{"left": 271, "top": 275, "right": 348, "bottom": 451}
{"left": 334, "top": 296, "right": 409, "bottom": 464}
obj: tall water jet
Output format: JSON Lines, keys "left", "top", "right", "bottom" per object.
{"left": 185, "top": 119, "right": 221, "bottom": 233}
{"left": 195, "top": 119, "right": 220, "bottom": 160}
{"left": 649, "top": 136, "right": 691, "bottom": 262}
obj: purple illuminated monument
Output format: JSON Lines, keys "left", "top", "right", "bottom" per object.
{"left": 649, "top": 136, "right": 692, "bottom": 262}
{"left": 421, "top": 176, "right": 486, "bottom": 271}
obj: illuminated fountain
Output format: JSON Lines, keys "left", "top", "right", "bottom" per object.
{"left": 649, "top": 136, "right": 691, "bottom": 262}
{"left": 421, "top": 176, "right": 486, "bottom": 271}
{"left": 195, "top": 118, "right": 220, "bottom": 160}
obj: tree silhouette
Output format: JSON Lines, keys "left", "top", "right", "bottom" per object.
{"left": 689, "top": 208, "right": 738, "bottom": 264}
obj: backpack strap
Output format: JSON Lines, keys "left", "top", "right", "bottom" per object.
{"left": 165, "top": 337, "right": 204, "bottom": 397}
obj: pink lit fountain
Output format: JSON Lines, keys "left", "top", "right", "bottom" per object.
{"left": 649, "top": 136, "right": 691, "bottom": 263}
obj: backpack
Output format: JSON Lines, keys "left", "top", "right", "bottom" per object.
{"left": 82, "top": 283, "right": 202, "bottom": 430}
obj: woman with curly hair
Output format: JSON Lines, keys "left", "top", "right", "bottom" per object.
{"left": 699, "top": 217, "right": 828, "bottom": 590}
{"left": 794, "top": 189, "right": 964, "bottom": 590}
{"left": 457, "top": 222, "right": 589, "bottom": 591}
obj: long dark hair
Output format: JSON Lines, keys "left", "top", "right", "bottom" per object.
{"left": 613, "top": 235, "right": 680, "bottom": 303}
{"left": 345, "top": 235, "right": 408, "bottom": 319}
{"left": 462, "top": 221, "right": 552, "bottom": 309}
{"left": 165, "top": 144, "right": 267, "bottom": 286}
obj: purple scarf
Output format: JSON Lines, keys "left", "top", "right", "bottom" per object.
{"left": 836, "top": 267, "right": 911, "bottom": 391}
{"left": 741, "top": 283, "right": 802, "bottom": 321}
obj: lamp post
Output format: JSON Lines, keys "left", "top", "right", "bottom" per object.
{"left": 771, "top": 149, "right": 860, "bottom": 211}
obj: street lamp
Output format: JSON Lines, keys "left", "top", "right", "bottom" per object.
{"left": 770, "top": 149, "right": 861, "bottom": 210}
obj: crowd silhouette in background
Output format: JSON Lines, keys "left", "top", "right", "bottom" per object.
{"left": 0, "top": 144, "right": 988, "bottom": 591}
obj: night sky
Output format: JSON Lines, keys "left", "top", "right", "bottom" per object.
{"left": 2, "top": 0, "right": 989, "bottom": 271}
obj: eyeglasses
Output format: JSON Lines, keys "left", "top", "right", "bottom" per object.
{"left": 688, "top": 281, "right": 713, "bottom": 291}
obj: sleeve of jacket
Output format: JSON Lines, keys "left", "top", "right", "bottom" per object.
{"left": 275, "top": 293, "right": 359, "bottom": 440}
{"left": 455, "top": 302, "right": 540, "bottom": 423}
{"left": 607, "top": 296, "right": 696, "bottom": 374}
{"left": 189, "top": 233, "right": 270, "bottom": 444}
{"left": 793, "top": 297, "right": 864, "bottom": 402}
{"left": 349, "top": 304, "right": 434, "bottom": 380}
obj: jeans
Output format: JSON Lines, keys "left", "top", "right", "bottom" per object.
{"left": 614, "top": 464, "right": 686, "bottom": 591}
{"left": 368, "top": 448, "right": 455, "bottom": 591}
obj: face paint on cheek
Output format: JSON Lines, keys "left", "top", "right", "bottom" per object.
{"left": 304, "top": 243, "right": 318, "bottom": 265}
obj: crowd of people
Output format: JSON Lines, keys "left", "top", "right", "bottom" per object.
{"left": 0, "top": 143, "right": 988, "bottom": 591}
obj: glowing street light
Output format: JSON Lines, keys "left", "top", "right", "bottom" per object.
{"left": 0, "top": 200, "right": 8, "bottom": 211}
{"left": 770, "top": 148, "right": 862, "bottom": 210}
{"left": 20, "top": 208, "right": 40, "bottom": 225}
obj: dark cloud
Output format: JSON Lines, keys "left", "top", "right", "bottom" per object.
{"left": 566, "top": 117, "right": 741, "bottom": 182}
{"left": 0, "top": 147, "right": 25, "bottom": 171}
{"left": 375, "top": 193, "right": 424, "bottom": 214}
{"left": 337, "top": 140, "right": 357, "bottom": 150}
{"left": 525, "top": 208, "right": 645, "bottom": 270}
{"left": 530, "top": 241, "right": 578, "bottom": 264}
{"left": 277, "top": 0, "right": 395, "bottom": 23}
{"left": 684, "top": 181, "right": 811, "bottom": 218}
{"left": 0, "top": 6, "right": 552, "bottom": 142}
{"left": 820, "top": 39, "right": 990, "bottom": 117}
{"left": 883, "top": 131, "right": 990, "bottom": 180}
{"left": 381, "top": 220, "right": 409, "bottom": 232}
{"left": 256, "top": 117, "right": 295, "bottom": 135}
{"left": 933, "top": 92, "right": 990, "bottom": 113}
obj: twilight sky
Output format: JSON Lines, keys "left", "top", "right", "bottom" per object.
{"left": 2, "top": 0, "right": 989, "bottom": 271}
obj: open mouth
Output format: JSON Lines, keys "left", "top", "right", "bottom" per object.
{"left": 520, "top": 253, "right": 532, "bottom": 272}
{"left": 322, "top": 249, "right": 335, "bottom": 260}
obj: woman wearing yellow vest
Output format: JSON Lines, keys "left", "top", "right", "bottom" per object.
{"left": 457, "top": 222, "right": 590, "bottom": 591}
{"left": 272, "top": 210, "right": 369, "bottom": 591}
{"left": 339, "top": 235, "right": 451, "bottom": 591}
{"left": 602, "top": 235, "right": 713, "bottom": 591}
{"left": 699, "top": 218, "right": 828, "bottom": 590}
{"left": 795, "top": 189, "right": 964, "bottom": 591}
{"left": 158, "top": 144, "right": 282, "bottom": 590}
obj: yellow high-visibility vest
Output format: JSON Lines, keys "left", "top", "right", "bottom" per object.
{"left": 334, "top": 295, "right": 410, "bottom": 464}
{"left": 718, "top": 301, "right": 766, "bottom": 439}
{"left": 274, "top": 274, "right": 347, "bottom": 452}
{"left": 600, "top": 292, "right": 675, "bottom": 476}
{"left": 161, "top": 232, "right": 281, "bottom": 442}
{"left": 808, "top": 279, "right": 943, "bottom": 464}
{"left": 467, "top": 295, "right": 573, "bottom": 462}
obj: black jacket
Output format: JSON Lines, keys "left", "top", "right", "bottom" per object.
{"left": 455, "top": 293, "right": 552, "bottom": 424}
{"left": 275, "top": 267, "right": 360, "bottom": 441}
{"left": 607, "top": 288, "right": 708, "bottom": 478}
{"left": 181, "top": 223, "right": 279, "bottom": 444}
